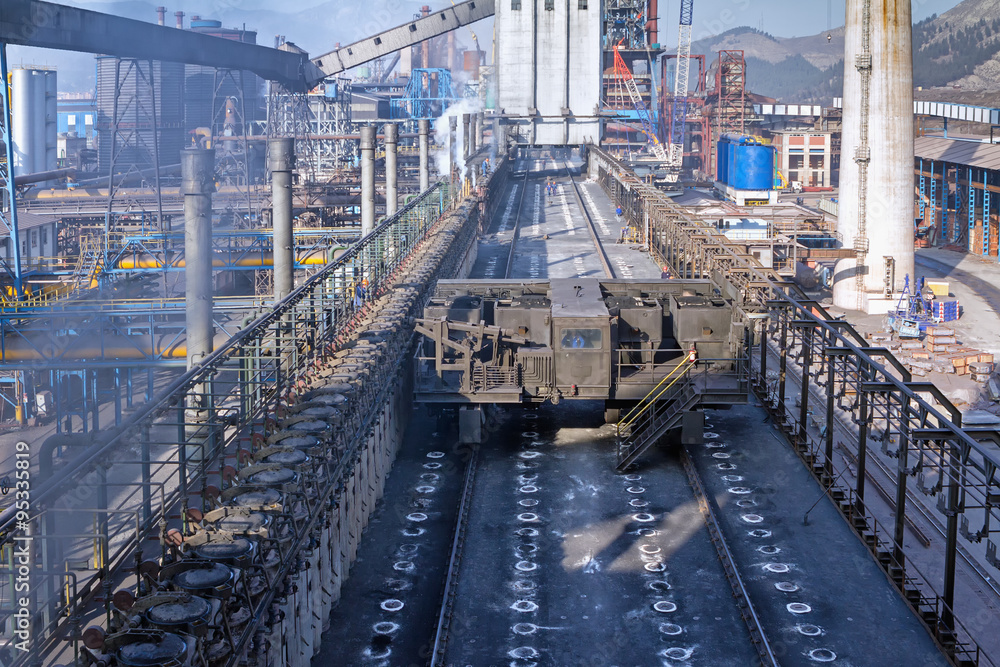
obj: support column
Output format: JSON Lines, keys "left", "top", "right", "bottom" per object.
{"left": 418, "top": 118, "right": 430, "bottom": 193}
{"left": 269, "top": 137, "right": 295, "bottom": 301}
{"left": 384, "top": 123, "right": 398, "bottom": 217}
{"left": 182, "top": 147, "right": 215, "bottom": 371}
{"left": 360, "top": 125, "right": 376, "bottom": 235}
{"left": 469, "top": 114, "right": 478, "bottom": 155}
{"left": 477, "top": 111, "right": 485, "bottom": 151}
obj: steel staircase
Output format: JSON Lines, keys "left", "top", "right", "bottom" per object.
{"left": 72, "top": 236, "right": 103, "bottom": 291}
{"left": 616, "top": 355, "right": 698, "bottom": 471}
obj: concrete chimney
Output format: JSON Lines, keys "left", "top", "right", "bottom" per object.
{"left": 156, "top": 7, "right": 166, "bottom": 25}
{"left": 174, "top": 11, "right": 184, "bottom": 29}
{"left": 419, "top": 119, "right": 431, "bottom": 193}
{"left": 834, "top": 0, "right": 914, "bottom": 312}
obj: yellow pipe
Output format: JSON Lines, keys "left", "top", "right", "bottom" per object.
{"left": 116, "top": 250, "right": 331, "bottom": 270}
{"left": 0, "top": 338, "right": 190, "bottom": 361}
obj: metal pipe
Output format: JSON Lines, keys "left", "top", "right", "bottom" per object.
{"left": 476, "top": 111, "right": 485, "bottom": 150}
{"left": 182, "top": 147, "right": 215, "bottom": 371}
{"left": 360, "top": 125, "right": 376, "bottom": 235}
{"left": 384, "top": 123, "right": 398, "bottom": 216}
{"left": 469, "top": 113, "right": 477, "bottom": 155}
{"left": 269, "top": 137, "right": 295, "bottom": 301}
{"left": 419, "top": 119, "right": 430, "bottom": 192}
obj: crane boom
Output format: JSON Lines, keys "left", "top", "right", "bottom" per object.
{"left": 668, "top": 0, "right": 694, "bottom": 168}
{"left": 613, "top": 47, "right": 668, "bottom": 162}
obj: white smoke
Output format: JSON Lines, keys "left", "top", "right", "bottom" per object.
{"left": 432, "top": 97, "right": 485, "bottom": 181}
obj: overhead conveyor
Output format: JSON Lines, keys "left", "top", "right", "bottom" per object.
{"left": 310, "top": 0, "right": 495, "bottom": 82}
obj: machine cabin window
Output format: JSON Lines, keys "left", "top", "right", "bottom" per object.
{"left": 544, "top": 0, "right": 554, "bottom": 9}
{"left": 511, "top": 0, "right": 521, "bottom": 8}
{"left": 560, "top": 328, "right": 602, "bottom": 349}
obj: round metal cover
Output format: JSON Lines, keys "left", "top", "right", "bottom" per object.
{"left": 227, "top": 487, "right": 282, "bottom": 506}
{"left": 286, "top": 419, "right": 332, "bottom": 434}
{"left": 172, "top": 563, "right": 234, "bottom": 591}
{"left": 214, "top": 512, "right": 270, "bottom": 534}
{"left": 117, "top": 633, "right": 188, "bottom": 666}
{"left": 311, "top": 383, "right": 353, "bottom": 395}
{"left": 308, "top": 393, "right": 347, "bottom": 406}
{"left": 275, "top": 434, "right": 321, "bottom": 450}
{"left": 299, "top": 405, "right": 340, "bottom": 420}
{"left": 147, "top": 596, "right": 212, "bottom": 627}
{"left": 245, "top": 467, "right": 297, "bottom": 486}
{"left": 194, "top": 537, "right": 255, "bottom": 562}
{"left": 262, "top": 450, "right": 308, "bottom": 467}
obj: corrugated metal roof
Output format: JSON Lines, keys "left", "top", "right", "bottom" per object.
{"left": 914, "top": 137, "right": 1000, "bottom": 171}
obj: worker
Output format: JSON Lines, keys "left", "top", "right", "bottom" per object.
{"left": 572, "top": 333, "right": 585, "bottom": 348}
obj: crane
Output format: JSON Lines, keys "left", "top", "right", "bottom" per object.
{"left": 613, "top": 46, "right": 668, "bottom": 162}
{"left": 667, "top": 0, "right": 694, "bottom": 171}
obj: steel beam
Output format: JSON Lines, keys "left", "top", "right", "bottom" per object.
{"left": 1, "top": 0, "right": 320, "bottom": 90}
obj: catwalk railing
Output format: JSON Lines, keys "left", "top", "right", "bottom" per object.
{"left": 591, "top": 147, "right": 1000, "bottom": 666}
{"left": 0, "top": 171, "right": 503, "bottom": 664}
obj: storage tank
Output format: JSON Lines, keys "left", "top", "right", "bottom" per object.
{"left": 717, "top": 134, "right": 775, "bottom": 190}
{"left": 10, "top": 68, "right": 57, "bottom": 178}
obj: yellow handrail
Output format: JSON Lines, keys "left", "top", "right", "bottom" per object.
{"left": 617, "top": 353, "right": 696, "bottom": 436}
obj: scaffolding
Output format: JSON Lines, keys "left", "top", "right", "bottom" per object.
{"left": 390, "top": 68, "right": 460, "bottom": 122}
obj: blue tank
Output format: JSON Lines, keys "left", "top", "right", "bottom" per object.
{"left": 716, "top": 134, "right": 776, "bottom": 190}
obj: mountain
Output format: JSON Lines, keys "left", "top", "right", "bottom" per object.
{"left": 687, "top": 0, "right": 1000, "bottom": 102}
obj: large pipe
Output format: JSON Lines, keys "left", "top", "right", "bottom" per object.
{"left": 834, "top": 0, "right": 914, "bottom": 311}
{"left": 269, "top": 137, "right": 295, "bottom": 301}
{"left": 384, "top": 123, "right": 398, "bottom": 216}
{"left": 182, "top": 148, "right": 215, "bottom": 370}
{"left": 419, "top": 119, "right": 430, "bottom": 192}
{"left": 360, "top": 125, "right": 376, "bottom": 235}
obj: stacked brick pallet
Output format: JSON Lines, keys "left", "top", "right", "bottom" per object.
{"left": 869, "top": 327, "right": 995, "bottom": 382}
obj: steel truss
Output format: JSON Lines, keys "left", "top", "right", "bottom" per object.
{"left": 0, "top": 170, "right": 512, "bottom": 665}
{"left": 591, "top": 147, "right": 1000, "bottom": 667}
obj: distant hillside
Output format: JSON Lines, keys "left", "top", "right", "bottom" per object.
{"left": 689, "top": 0, "right": 1000, "bottom": 102}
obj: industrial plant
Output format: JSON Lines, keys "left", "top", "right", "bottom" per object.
{"left": 0, "top": 0, "right": 999, "bottom": 665}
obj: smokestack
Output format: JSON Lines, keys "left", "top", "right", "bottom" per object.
{"left": 269, "top": 138, "right": 295, "bottom": 301}
{"left": 182, "top": 148, "right": 215, "bottom": 371}
{"left": 477, "top": 111, "right": 485, "bottom": 150}
{"left": 156, "top": 6, "right": 166, "bottom": 25}
{"left": 384, "top": 123, "right": 399, "bottom": 216}
{"left": 449, "top": 116, "right": 458, "bottom": 188}
{"left": 462, "top": 113, "right": 470, "bottom": 160}
{"left": 419, "top": 119, "right": 430, "bottom": 192}
{"left": 447, "top": 31, "right": 456, "bottom": 72}
{"left": 421, "top": 6, "right": 431, "bottom": 68}
{"left": 360, "top": 125, "right": 376, "bottom": 235}
{"left": 834, "top": 0, "right": 914, "bottom": 312}
{"left": 470, "top": 114, "right": 478, "bottom": 155}
{"left": 174, "top": 10, "right": 184, "bottom": 29}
